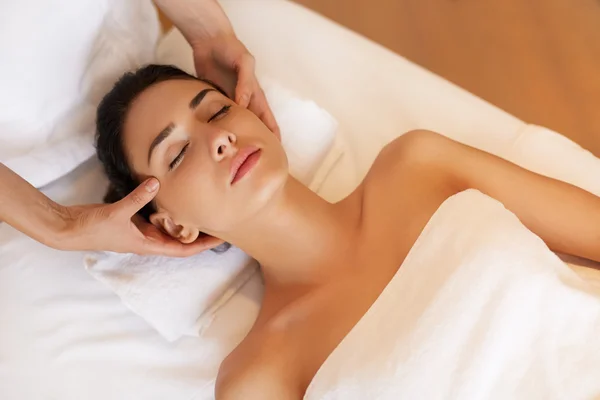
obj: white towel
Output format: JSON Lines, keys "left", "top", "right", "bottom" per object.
{"left": 306, "top": 190, "right": 600, "bottom": 400}
{"left": 85, "top": 83, "right": 346, "bottom": 342}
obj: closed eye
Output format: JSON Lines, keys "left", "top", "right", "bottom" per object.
{"left": 208, "top": 105, "right": 231, "bottom": 123}
{"left": 169, "top": 142, "right": 190, "bottom": 171}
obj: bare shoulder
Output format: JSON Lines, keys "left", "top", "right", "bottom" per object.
{"left": 378, "top": 128, "right": 533, "bottom": 192}
{"left": 378, "top": 129, "right": 461, "bottom": 166}
{"left": 365, "top": 129, "right": 462, "bottom": 196}
{"left": 358, "top": 130, "right": 467, "bottom": 261}
{"left": 366, "top": 129, "right": 475, "bottom": 192}
{"left": 215, "top": 332, "right": 302, "bottom": 400}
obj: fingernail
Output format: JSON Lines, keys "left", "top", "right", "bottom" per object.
{"left": 239, "top": 94, "right": 249, "bottom": 105}
{"left": 145, "top": 178, "right": 159, "bottom": 192}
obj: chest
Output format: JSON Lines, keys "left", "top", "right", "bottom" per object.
{"left": 229, "top": 145, "right": 461, "bottom": 392}
{"left": 289, "top": 192, "right": 464, "bottom": 388}
{"left": 274, "top": 268, "right": 396, "bottom": 392}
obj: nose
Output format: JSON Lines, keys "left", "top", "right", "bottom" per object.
{"left": 211, "top": 129, "right": 237, "bottom": 162}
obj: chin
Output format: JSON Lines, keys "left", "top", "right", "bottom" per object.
{"left": 253, "top": 164, "right": 288, "bottom": 204}
{"left": 238, "top": 155, "right": 288, "bottom": 217}
{"left": 241, "top": 144, "right": 287, "bottom": 192}
{"left": 211, "top": 168, "right": 287, "bottom": 233}
{"left": 222, "top": 145, "right": 288, "bottom": 224}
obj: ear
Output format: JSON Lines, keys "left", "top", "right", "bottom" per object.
{"left": 149, "top": 211, "right": 200, "bottom": 244}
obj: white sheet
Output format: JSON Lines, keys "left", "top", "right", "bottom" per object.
{"left": 306, "top": 190, "right": 600, "bottom": 400}
{"left": 1, "top": 1, "right": 599, "bottom": 399}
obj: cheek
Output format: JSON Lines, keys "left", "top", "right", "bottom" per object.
{"left": 158, "top": 172, "right": 216, "bottom": 222}
{"left": 223, "top": 107, "right": 274, "bottom": 140}
{"left": 157, "top": 166, "right": 237, "bottom": 231}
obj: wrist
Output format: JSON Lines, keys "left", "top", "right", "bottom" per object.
{"left": 189, "top": 24, "right": 235, "bottom": 42}
{"left": 190, "top": 32, "right": 238, "bottom": 55}
{"left": 43, "top": 202, "right": 76, "bottom": 250}
{"left": 155, "top": 0, "right": 235, "bottom": 49}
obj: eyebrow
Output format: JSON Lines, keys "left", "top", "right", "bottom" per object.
{"left": 147, "top": 123, "right": 174, "bottom": 164}
{"left": 189, "top": 88, "right": 215, "bottom": 110}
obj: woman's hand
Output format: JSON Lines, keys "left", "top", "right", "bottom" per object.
{"left": 192, "top": 35, "right": 281, "bottom": 138}
{"left": 55, "top": 178, "right": 224, "bottom": 256}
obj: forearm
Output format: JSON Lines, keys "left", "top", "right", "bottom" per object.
{"left": 0, "top": 163, "right": 67, "bottom": 247}
{"left": 0, "top": 163, "right": 212, "bottom": 256}
{"left": 154, "top": 0, "right": 234, "bottom": 45}
{"left": 477, "top": 166, "right": 600, "bottom": 263}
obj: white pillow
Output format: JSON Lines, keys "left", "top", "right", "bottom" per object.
{"left": 0, "top": 0, "right": 159, "bottom": 188}
{"left": 85, "top": 82, "right": 346, "bottom": 342}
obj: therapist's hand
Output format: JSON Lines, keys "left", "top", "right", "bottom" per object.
{"left": 57, "top": 178, "right": 224, "bottom": 256}
{"left": 192, "top": 35, "right": 280, "bottom": 138}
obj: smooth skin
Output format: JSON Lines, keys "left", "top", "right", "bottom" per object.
{"left": 0, "top": 0, "right": 277, "bottom": 255}
{"left": 119, "top": 78, "right": 600, "bottom": 399}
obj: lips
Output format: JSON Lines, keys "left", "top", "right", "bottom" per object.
{"left": 230, "top": 146, "right": 261, "bottom": 184}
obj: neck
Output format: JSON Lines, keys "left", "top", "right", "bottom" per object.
{"left": 221, "top": 176, "right": 360, "bottom": 286}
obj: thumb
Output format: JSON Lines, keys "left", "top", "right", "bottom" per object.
{"left": 113, "top": 178, "right": 159, "bottom": 217}
{"left": 234, "top": 54, "right": 256, "bottom": 108}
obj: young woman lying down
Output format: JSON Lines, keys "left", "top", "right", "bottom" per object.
{"left": 95, "top": 65, "right": 600, "bottom": 399}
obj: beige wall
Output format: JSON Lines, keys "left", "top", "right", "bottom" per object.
{"left": 294, "top": 0, "right": 600, "bottom": 156}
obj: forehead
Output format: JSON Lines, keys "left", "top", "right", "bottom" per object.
{"left": 125, "top": 78, "right": 215, "bottom": 132}
{"left": 122, "top": 79, "right": 216, "bottom": 170}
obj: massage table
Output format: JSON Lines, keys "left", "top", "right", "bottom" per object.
{"left": 1, "top": 1, "right": 599, "bottom": 399}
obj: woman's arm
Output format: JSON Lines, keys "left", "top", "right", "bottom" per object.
{"left": 401, "top": 130, "right": 600, "bottom": 263}
{"left": 153, "top": 0, "right": 233, "bottom": 45}
{"left": 0, "top": 162, "right": 220, "bottom": 255}
{"left": 0, "top": 162, "right": 68, "bottom": 245}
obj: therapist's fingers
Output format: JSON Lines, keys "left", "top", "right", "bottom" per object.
{"left": 110, "top": 178, "right": 159, "bottom": 218}
{"left": 131, "top": 214, "right": 225, "bottom": 257}
{"left": 234, "top": 53, "right": 255, "bottom": 108}
{"left": 138, "top": 230, "right": 225, "bottom": 258}
{"left": 248, "top": 88, "right": 281, "bottom": 139}
{"left": 233, "top": 53, "right": 280, "bottom": 138}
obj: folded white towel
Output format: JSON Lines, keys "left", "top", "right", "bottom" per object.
{"left": 306, "top": 190, "right": 600, "bottom": 400}
{"left": 85, "top": 83, "right": 346, "bottom": 342}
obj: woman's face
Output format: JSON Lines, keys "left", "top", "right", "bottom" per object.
{"left": 122, "top": 78, "right": 287, "bottom": 240}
